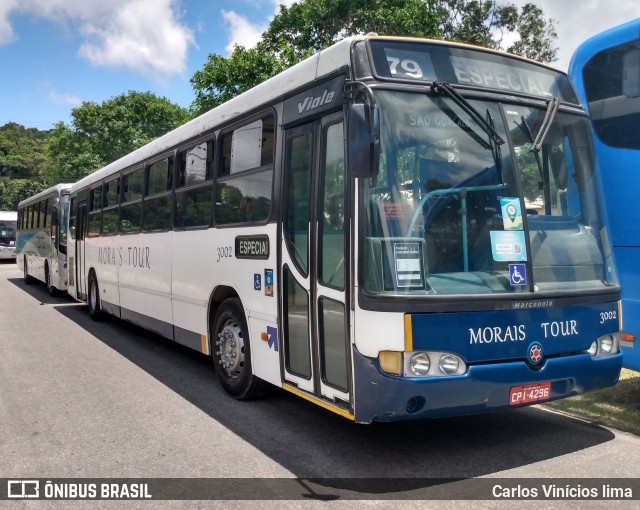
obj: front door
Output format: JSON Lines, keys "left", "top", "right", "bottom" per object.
{"left": 76, "top": 200, "right": 87, "bottom": 300}
{"left": 280, "top": 113, "right": 351, "bottom": 407}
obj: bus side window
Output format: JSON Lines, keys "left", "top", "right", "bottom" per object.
{"left": 88, "top": 186, "right": 102, "bottom": 237}
{"left": 175, "top": 140, "right": 213, "bottom": 229}
{"left": 120, "top": 168, "right": 143, "bottom": 234}
{"left": 215, "top": 114, "right": 273, "bottom": 225}
{"left": 143, "top": 156, "right": 173, "bottom": 232}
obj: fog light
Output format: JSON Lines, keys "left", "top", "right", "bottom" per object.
{"left": 410, "top": 353, "right": 431, "bottom": 376}
{"left": 379, "top": 351, "right": 403, "bottom": 375}
{"left": 587, "top": 340, "right": 598, "bottom": 356}
{"left": 601, "top": 335, "right": 614, "bottom": 354}
{"left": 439, "top": 354, "right": 460, "bottom": 375}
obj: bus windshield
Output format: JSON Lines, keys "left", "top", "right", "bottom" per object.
{"left": 0, "top": 218, "right": 16, "bottom": 246}
{"left": 362, "top": 90, "right": 616, "bottom": 296}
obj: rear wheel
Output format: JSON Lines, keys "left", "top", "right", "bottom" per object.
{"left": 45, "top": 263, "right": 58, "bottom": 296}
{"left": 23, "top": 257, "right": 33, "bottom": 285}
{"left": 87, "top": 272, "right": 104, "bottom": 321}
{"left": 211, "top": 298, "right": 267, "bottom": 399}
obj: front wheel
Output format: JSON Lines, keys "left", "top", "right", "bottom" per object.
{"left": 211, "top": 298, "right": 267, "bottom": 399}
{"left": 87, "top": 272, "right": 104, "bottom": 321}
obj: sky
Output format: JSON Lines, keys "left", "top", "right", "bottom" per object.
{"left": 0, "top": 0, "right": 637, "bottom": 130}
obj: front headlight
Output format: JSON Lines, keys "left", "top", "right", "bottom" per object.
{"left": 439, "top": 353, "right": 461, "bottom": 375}
{"left": 409, "top": 353, "right": 431, "bottom": 376}
{"left": 403, "top": 351, "right": 467, "bottom": 377}
{"left": 600, "top": 335, "right": 614, "bottom": 354}
{"left": 588, "top": 333, "right": 620, "bottom": 357}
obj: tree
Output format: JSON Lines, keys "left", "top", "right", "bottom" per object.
{"left": 506, "top": 3, "right": 558, "bottom": 63}
{"left": 46, "top": 91, "right": 189, "bottom": 183}
{"left": 190, "top": 44, "right": 290, "bottom": 115}
{"left": 0, "top": 122, "right": 49, "bottom": 181}
{"left": 190, "top": 0, "right": 558, "bottom": 113}
{"left": 262, "top": 0, "right": 440, "bottom": 59}
{"left": 0, "top": 179, "right": 47, "bottom": 210}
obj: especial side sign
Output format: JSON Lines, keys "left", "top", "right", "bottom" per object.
{"left": 235, "top": 235, "right": 270, "bottom": 260}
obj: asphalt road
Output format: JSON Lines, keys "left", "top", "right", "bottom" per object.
{"left": 1, "top": 260, "right": 639, "bottom": 509}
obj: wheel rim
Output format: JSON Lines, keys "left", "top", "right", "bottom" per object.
{"left": 216, "top": 319, "right": 245, "bottom": 379}
{"left": 89, "top": 280, "right": 97, "bottom": 311}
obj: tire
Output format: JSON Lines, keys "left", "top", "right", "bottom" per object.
{"left": 23, "top": 257, "right": 33, "bottom": 285}
{"left": 87, "top": 272, "right": 104, "bottom": 321}
{"left": 211, "top": 298, "right": 267, "bottom": 399}
{"left": 45, "top": 263, "right": 58, "bottom": 297}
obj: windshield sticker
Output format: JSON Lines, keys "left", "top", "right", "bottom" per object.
{"left": 509, "top": 263, "right": 527, "bottom": 286}
{"left": 490, "top": 231, "right": 527, "bottom": 262}
{"left": 500, "top": 197, "right": 523, "bottom": 231}
{"left": 384, "top": 202, "right": 405, "bottom": 219}
{"left": 393, "top": 242, "right": 424, "bottom": 289}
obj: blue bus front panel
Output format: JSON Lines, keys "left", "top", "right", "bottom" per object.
{"left": 353, "top": 303, "right": 622, "bottom": 423}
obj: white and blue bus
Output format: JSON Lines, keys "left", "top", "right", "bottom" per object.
{"left": 17, "top": 184, "right": 72, "bottom": 295}
{"left": 61, "top": 35, "right": 621, "bottom": 423}
{"left": 0, "top": 211, "right": 17, "bottom": 260}
{"left": 569, "top": 18, "right": 640, "bottom": 370}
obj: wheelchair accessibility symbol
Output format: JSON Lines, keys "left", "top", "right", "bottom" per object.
{"left": 509, "top": 263, "right": 527, "bottom": 286}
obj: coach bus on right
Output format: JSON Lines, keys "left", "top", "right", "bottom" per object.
{"left": 570, "top": 18, "right": 640, "bottom": 370}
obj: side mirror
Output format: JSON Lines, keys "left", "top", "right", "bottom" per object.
{"left": 347, "top": 103, "right": 380, "bottom": 178}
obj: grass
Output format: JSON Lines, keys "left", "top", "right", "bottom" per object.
{"left": 543, "top": 369, "right": 640, "bottom": 436}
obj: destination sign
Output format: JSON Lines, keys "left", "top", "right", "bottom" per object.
{"left": 366, "top": 40, "right": 579, "bottom": 104}
{"left": 235, "top": 235, "right": 270, "bottom": 260}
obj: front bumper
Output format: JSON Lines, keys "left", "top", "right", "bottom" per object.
{"left": 352, "top": 347, "right": 622, "bottom": 423}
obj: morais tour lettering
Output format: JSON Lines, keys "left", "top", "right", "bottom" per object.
{"left": 469, "top": 320, "right": 579, "bottom": 344}
{"left": 97, "top": 246, "right": 150, "bottom": 269}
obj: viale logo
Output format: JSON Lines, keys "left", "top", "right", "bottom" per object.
{"left": 297, "top": 89, "right": 335, "bottom": 114}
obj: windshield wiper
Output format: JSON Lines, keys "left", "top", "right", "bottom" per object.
{"left": 516, "top": 97, "right": 560, "bottom": 213}
{"left": 486, "top": 108, "right": 503, "bottom": 177}
{"left": 430, "top": 81, "right": 505, "bottom": 147}
{"left": 532, "top": 97, "right": 559, "bottom": 152}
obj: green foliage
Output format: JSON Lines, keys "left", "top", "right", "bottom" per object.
{"left": 507, "top": 3, "right": 558, "bottom": 63}
{"left": 0, "top": 179, "right": 47, "bottom": 210}
{"left": 46, "top": 91, "right": 189, "bottom": 183}
{"left": 0, "top": 122, "right": 49, "bottom": 180}
{"left": 262, "top": 0, "right": 440, "bottom": 58}
{"left": 0, "top": 123, "right": 50, "bottom": 209}
{"left": 190, "top": 44, "right": 290, "bottom": 115}
{"left": 435, "top": 0, "right": 519, "bottom": 49}
{"left": 45, "top": 121, "right": 105, "bottom": 184}
{"left": 190, "top": 0, "right": 558, "bottom": 113}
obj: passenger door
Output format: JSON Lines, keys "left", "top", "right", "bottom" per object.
{"left": 280, "top": 113, "right": 351, "bottom": 407}
{"left": 76, "top": 200, "right": 87, "bottom": 300}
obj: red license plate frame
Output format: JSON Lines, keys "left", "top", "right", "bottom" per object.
{"left": 509, "top": 382, "right": 552, "bottom": 405}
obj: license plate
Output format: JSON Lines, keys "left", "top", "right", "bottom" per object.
{"left": 509, "top": 382, "right": 552, "bottom": 405}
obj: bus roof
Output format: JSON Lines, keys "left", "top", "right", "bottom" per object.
{"left": 17, "top": 183, "right": 73, "bottom": 208}
{"left": 0, "top": 211, "right": 17, "bottom": 221}
{"left": 570, "top": 18, "right": 640, "bottom": 77}
{"left": 71, "top": 35, "right": 360, "bottom": 193}
{"left": 71, "top": 34, "right": 570, "bottom": 193}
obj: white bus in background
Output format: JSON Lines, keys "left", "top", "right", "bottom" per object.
{"left": 0, "top": 211, "right": 17, "bottom": 260}
{"left": 16, "top": 184, "right": 72, "bottom": 295}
